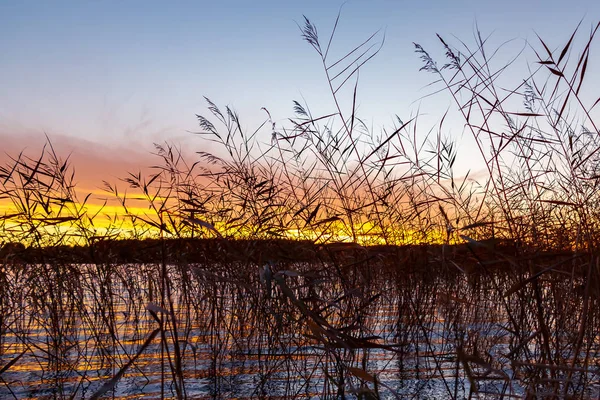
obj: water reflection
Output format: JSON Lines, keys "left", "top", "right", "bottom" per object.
{"left": 0, "top": 253, "right": 598, "bottom": 398}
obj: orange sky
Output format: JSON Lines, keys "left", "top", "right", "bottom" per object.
{"left": 0, "top": 130, "right": 180, "bottom": 234}
{"left": 0, "top": 130, "right": 159, "bottom": 191}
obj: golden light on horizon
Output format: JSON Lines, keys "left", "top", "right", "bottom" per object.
{"left": 0, "top": 192, "right": 453, "bottom": 247}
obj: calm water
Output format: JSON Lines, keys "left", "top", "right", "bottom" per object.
{"left": 0, "top": 257, "right": 598, "bottom": 399}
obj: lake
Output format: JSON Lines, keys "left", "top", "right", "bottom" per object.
{"left": 0, "top": 245, "right": 598, "bottom": 398}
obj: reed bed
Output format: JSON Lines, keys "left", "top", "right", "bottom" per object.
{"left": 0, "top": 244, "right": 598, "bottom": 398}
{"left": 1, "top": 11, "right": 600, "bottom": 399}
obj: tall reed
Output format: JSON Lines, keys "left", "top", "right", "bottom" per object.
{"left": 1, "top": 11, "right": 599, "bottom": 399}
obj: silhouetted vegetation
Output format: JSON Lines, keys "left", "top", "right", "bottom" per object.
{"left": 1, "top": 11, "right": 600, "bottom": 399}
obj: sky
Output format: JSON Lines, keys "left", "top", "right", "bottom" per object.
{"left": 1, "top": 0, "right": 599, "bottom": 189}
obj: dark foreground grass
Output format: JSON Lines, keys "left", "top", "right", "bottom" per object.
{"left": 1, "top": 10, "right": 600, "bottom": 399}
{"left": 0, "top": 240, "right": 599, "bottom": 398}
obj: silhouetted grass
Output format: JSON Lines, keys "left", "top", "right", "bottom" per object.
{"left": 1, "top": 11, "right": 600, "bottom": 399}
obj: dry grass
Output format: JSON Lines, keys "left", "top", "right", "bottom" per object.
{"left": 1, "top": 11, "right": 600, "bottom": 399}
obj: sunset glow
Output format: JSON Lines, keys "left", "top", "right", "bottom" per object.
{"left": 2, "top": 2, "right": 600, "bottom": 399}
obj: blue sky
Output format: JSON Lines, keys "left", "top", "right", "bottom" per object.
{"left": 1, "top": 0, "right": 599, "bottom": 171}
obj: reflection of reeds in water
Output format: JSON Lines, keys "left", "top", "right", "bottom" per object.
{"left": 1, "top": 10, "right": 600, "bottom": 399}
{"left": 0, "top": 246, "right": 598, "bottom": 398}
